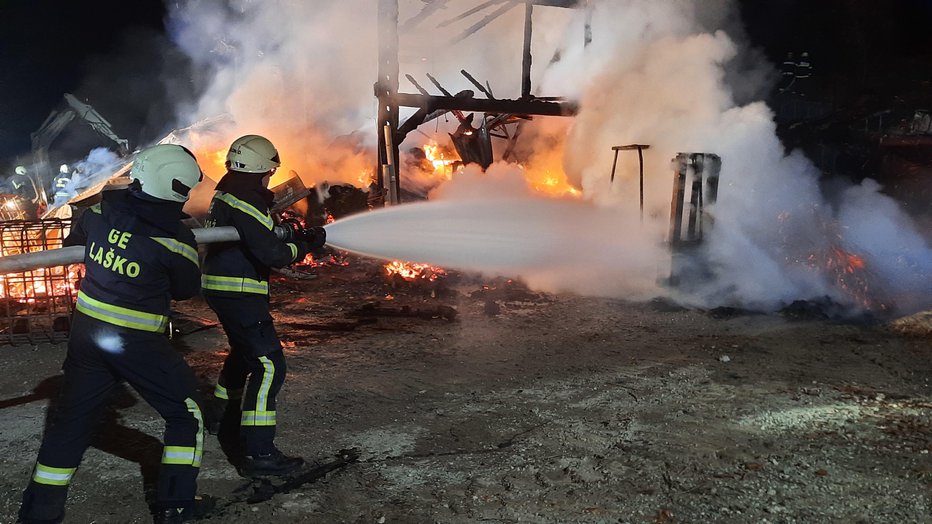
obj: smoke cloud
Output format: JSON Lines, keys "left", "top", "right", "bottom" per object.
{"left": 165, "top": 0, "right": 931, "bottom": 316}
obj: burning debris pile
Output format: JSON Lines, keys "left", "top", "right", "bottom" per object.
{"left": 0, "top": 220, "right": 79, "bottom": 343}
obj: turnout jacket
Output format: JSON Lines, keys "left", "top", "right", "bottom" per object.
{"left": 201, "top": 173, "right": 302, "bottom": 297}
{"left": 65, "top": 189, "right": 200, "bottom": 333}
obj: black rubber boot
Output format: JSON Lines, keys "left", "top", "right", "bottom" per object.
{"left": 18, "top": 483, "right": 66, "bottom": 524}
{"left": 153, "top": 494, "right": 216, "bottom": 524}
{"left": 238, "top": 448, "right": 304, "bottom": 477}
{"left": 204, "top": 398, "right": 227, "bottom": 435}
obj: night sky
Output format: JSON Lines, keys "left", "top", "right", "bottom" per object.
{"left": 0, "top": 0, "right": 171, "bottom": 164}
{"left": 1, "top": 0, "right": 931, "bottom": 169}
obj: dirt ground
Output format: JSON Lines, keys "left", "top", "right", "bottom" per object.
{"left": 0, "top": 255, "right": 930, "bottom": 524}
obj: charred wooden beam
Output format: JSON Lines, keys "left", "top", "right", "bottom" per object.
{"left": 521, "top": 1, "right": 534, "bottom": 98}
{"left": 460, "top": 69, "right": 495, "bottom": 99}
{"left": 392, "top": 93, "right": 577, "bottom": 116}
{"left": 438, "top": 0, "right": 509, "bottom": 28}
{"left": 400, "top": 0, "right": 451, "bottom": 31}
{"left": 531, "top": 0, "right": 579, "bottom": 7}
{"left": 451, "top": 1, "right": 521, "bottom": 43}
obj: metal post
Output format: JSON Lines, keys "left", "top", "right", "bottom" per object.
{"left": 377, "top": 0, "right": 400, "bottom": 205}
{"left": 669, "top": 154, "right": 687, "bottom": 249}
{"left": 611, "top": 144, "right": 650, "bottom": 222}
{"left": 609, "top": 149, "right": 620, "bottom": 184}
{"left": 382, "top": 124, "right": 399, "bottom": 205}
{"left": 637, "top": 146, "right": 645, "bottom": 221}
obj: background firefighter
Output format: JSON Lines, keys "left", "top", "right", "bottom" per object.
{"left": 18, "top": 145, "right": 213, "bottom": 524}
{"left": 201, "top": 134, "right": 325, "bottom": 477}
{"left": 9, "top": 165, "right": 41, "bottom": 219}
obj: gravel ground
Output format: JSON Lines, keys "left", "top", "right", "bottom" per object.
{"left": 0, "top": 256, "right": 929, "bottom": 523}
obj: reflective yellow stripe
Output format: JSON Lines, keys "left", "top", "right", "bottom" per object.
{"left": 214, "top": 384, "right": 242, "bottom": 400}
{"left": 243, "top": 356, "right": 277, "bottom": 427}
{"left": 75, "top": 291, "right": 167, "bottom": 332}
{"left": 33, "top": 463, "right": 76, "bottom": 486}
{"left": 257, "top": 356, "right": 274, "bottom": 414}
{"left": 185, "top": 398, "right": 204, "bottom": 467}
{"left": 214, "top": 384, "right": 229, "bottom": 400}
{"left": 288, "top": 243, "right": 297, "bottom": 261}
{"left": 201, "top": 274, "right": 269, "bottom": 295}
{"left": 162, "top": 446, "right": 197, "bottom": 465}
{"left": 152, "top": 237, "right": 199, "bottom": 267}
{"left": 241, "top": 410, "right": 277, "bottom": 426}
{"left": 90, "top": 204, "right": 102, "bottom": 214}
{"left": 215, "top": 192, "right": 273, "bottom": 230}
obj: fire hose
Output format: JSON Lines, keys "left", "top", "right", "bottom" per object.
{"left": 0, "top": 224, "right": 325, "bottom": 274}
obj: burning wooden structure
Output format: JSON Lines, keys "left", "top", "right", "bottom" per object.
{"left": 376, "top": 0, "right": 585, "bottom": 204}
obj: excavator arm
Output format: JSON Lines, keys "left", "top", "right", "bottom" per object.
{"left": 30, "top": 94, "right": 130, "bottom": 203}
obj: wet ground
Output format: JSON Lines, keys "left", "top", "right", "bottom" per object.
{"left": 0, "top": 256, "right": 930, "bottom": 523}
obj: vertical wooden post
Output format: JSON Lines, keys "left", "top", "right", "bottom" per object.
{"left": 521, "top": 1, "right": 534, "bottom": 98}
{"left": 377, "top": 0, "right": 400, "bottom": 204}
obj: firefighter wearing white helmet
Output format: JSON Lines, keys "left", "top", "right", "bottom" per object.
{"left": 225, "top": 134, "right": 281, "bottom": 174}
{"left": 20, "top": 143, "right": 216, "bottom": 523}
{"left": 53, "top": 165, "right": 73, "bottom": 206}
{"left": 202, "top": 134, "right": 324, "bottom": 477}
{"left": 8, "top": 165, "right": 39, "bottom": 218}
{"left": 130, "top": 143, "right": 204, "bottom": 202}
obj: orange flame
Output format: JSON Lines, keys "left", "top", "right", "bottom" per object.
{"left": 384, "top": 260, "right": 447, "bottom": 282}
{"left": 423, "top": 142, "right": 459, "bottom": 180}
{"left": 0, "top": 227, "right": 82, "bottom": 301}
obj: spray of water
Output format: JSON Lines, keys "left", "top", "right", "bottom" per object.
{"left": 325, "top": 195, "right": 665, "bottom": 299}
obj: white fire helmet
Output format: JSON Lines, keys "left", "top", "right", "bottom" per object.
{"left": 59, "top": 164, "right": 70, "bottom": 175}
{"left": 14, "top": 166, "right": 26, "bottom": 176}
{"left": 129, "top": 144, "right": 204, "bottom": 203}
{"left": 226, "top": 135, "right": 280, "bottom": 174}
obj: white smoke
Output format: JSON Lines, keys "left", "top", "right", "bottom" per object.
{"left": 165, "top": 0, "right": 931, "bottom": 316}
{"left": 539, "top": 0, "right": 932, "bottom": 315}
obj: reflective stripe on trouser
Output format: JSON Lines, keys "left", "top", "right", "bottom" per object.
{"left": 202, "top": 274, "right": 269, "bottom": 295}
{"left": 161, "top": 398, "right": 204, "bottom": 467}
{"left": 23, "top": 313, "right": 205, "bottom": 516}
{"left": 75, "top": 290, "right": 168, "bottom": 332}
{"left": 239, "top": 351, "right": 286, "bottom": 455}
{"left": 32, "top": 464, "right": 76, "bottom": 486}
{"left": 242, "top": 356, "right": 278, "bottom": 427}
{"left": 205, "top": 294, "right": 286, "bottom": 455}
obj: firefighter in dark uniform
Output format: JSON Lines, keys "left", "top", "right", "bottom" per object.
{"left": 19, "top": 145, "right": 212, "bottom": 524}
{"left": 52, "top": 164, "right": 73, "bottom": 207}
{"left": 10, "top": 165, "right": 40, "bottom": 219}
{"left": 202, "top": 135, "right": 324, "bottom": 477}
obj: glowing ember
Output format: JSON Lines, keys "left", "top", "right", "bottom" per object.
{"left": 298, "top": 252, "right": 349, "bottom": 268}
{"left": 384, "top": 260, "right": 447, "bottom": 282}
{"left": 811, "top": 245, "right": 885, "bottom": 311}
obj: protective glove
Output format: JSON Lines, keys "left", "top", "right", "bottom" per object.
{"left": 301, "top": 226, "right": 327, "bottom": 250}
{"left": 291, "top": 240, "right": 311, "bottom": 263}
{"left": 277, "top": 217, "right": 303, "bottom": 242}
